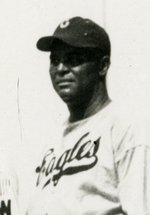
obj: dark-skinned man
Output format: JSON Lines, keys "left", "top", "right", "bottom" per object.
{"left": 27, "top": 16, "right": 150, "bottom": 215}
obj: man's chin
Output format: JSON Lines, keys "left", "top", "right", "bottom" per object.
{"left": 57, "top": 91, "right": 73, "bottom": 103}
{"left": 56, "top": 88, "right": 79, "bottom": 105}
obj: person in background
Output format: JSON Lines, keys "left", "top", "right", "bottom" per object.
{"left": 0, "top": 148, "right": 19, "bottom": 215}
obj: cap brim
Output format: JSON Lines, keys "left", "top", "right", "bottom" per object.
{"left": 36, "top": 36, "right": 54, "bottom": 51}
{"left": 36, "top": 36, "right": 77, "bottom": 52}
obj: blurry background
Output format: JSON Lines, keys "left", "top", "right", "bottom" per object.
{"left": 0, "top": 0, "right": 150, "bottom": 213}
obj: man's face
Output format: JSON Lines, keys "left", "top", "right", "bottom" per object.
{"left": 49, "top": 45, "right": 101, "bottom": 105}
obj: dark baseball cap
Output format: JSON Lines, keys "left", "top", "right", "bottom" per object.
{"left": 37, "top": 16, "right": 111, "bottom": 56}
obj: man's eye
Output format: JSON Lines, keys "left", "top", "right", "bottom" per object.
{"left": 66, "top": 55, "right": 85, "bottom": 67}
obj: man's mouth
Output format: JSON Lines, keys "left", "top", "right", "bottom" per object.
{"left": 56, "top": 79, "right": 74, "bottom": 87}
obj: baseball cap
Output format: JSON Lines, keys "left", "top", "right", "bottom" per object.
{"left": 37, "top": 16, "right": 111, "bottom": 56}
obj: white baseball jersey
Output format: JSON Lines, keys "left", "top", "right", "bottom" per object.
{"left": 27, "top": 102, "right": 150, "bottom": 215}
{"left": 0, "top": 149, "right": 19, "bottom": 215}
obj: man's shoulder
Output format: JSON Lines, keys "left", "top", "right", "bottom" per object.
{"left": 90, "top": 101, "right": 135, "bottom": 130}
{"left": 109, "top": 101, "right": 149, "bottom": 158}
{"left": 107, "top": 101, "right": 134, "bottom": 122}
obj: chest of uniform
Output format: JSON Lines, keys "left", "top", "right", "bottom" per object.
{"left": 35, "top": 124, "right": 116, "bottom": 191}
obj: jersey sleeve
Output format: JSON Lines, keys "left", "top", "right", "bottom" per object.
{"left": 0, "top": 150, "right": 19, "bottom": 215}
{"left": 112, "top": 117, "right": 150, "bottom": 215}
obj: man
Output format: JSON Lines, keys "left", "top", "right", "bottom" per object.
{"left": 27, "top": 17, "right": 150, "bottom": 215}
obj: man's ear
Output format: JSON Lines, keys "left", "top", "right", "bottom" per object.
{"left": 98, "top": 56, "right": 110, "bottom": 76}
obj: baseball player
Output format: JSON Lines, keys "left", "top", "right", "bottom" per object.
{"left": 27, "top": 17, "right": 150, "bottom": 215}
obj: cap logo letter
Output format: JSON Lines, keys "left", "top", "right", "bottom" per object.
{"left": 60, "top": 20, "right": 70, "bottom": 28}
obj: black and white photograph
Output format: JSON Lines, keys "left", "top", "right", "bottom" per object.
{"left": 0, "top": 0, "right": 150, "bottom": 214}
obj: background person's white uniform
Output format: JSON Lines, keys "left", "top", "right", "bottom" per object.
{"left": 0, "top": 148, "right": 19, "bottom": 215}
{"left": 27, "top": 102, "right": 150, "bottom": 215}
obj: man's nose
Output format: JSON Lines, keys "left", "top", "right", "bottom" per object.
{"left": 57, "top": 62, "right": 69, "bottom": 74}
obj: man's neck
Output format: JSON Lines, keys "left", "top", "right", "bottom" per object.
{"left": 67, "top": 83, "right": 111, "bottom": 123}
